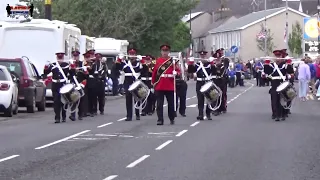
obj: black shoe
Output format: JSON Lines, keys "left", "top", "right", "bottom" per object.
{"left": 170, "top": 120, "right": 175, "bottom": 125}
{"left": 272, "top": 115, "right": 276, "bottom": 120}
{"left": 69, "top": 116, "right": 76, "bottom": 121}
{"left": 100, "top": 111, "right": 104, "bottom": 115}
{"left": 94, "top": 112, "right": 98, "bottom": 116}
{"left": 288, "top": 110, "right": 291, "bottom": 114}
{"left": 147, "top": 112, "right": 153, "bottom": 116}
{"left": 197, "top": 116, "right": 204, "bottom": 120}
{"left": 90, "top": 113, "right": 94, "bottom": 117}
{"left": 136, "top": 116, "right": 140, "bottom": 120}
{"left": 222, "top": 111, "right": 226, "bottom": 114}
{"left": 213, "top": 112, "right": 220, "bottom": 116}
{"left": 157, "top": 120, "right": 164, "bottom": 125}
{"left": 275, "top": 118, "right": 280, "bottom": 121}
{"left": 141, "top": 112, "right": 146, "bottom": 116}
{"left": 281, "top": 117, "right": 286, "bottom": 121}
{"left": 78, "top": 116, "right": 83, "bottom": 120}
{"left": 180, "top": 113, "right": 186, "bottom": 117}
{"left": 285, "top": 114, "right": 289, "bottom": 117}
{"left": 62, "top": 118, "right": 66, "bottom": 122}
{"left": 207, "top": 116, "right": 212, "bottom": 120}
{"left": 125, "top": 118, "right": 132, "bottom": 121}
{"left": 54, "top": 119, "right": 60, "bottom": 123}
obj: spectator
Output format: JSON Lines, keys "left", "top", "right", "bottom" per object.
{"left": 110, "top": 62, "right": 120, "bottom": 96}
{"left": 307, "top": 58, "right": 316, "bottom": 94}
{"left": 315, "top": 57, "right": 320, "bottom": 81}
{"left": 298, "top": 59, "right": 311, "bottom": 101}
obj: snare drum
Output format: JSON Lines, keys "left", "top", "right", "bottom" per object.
{"left": 60, "top": 84, "right": 81, "bottom": 104}
{"left": 200, "top": 81, "right": 220, "bottom": 103}
{"left": 276, "top": 81, "right": 297, "bottom": 101}
{"left": 128, "top": 80, "right": 150, "bottom": 101}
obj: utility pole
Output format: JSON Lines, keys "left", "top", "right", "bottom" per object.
{"left": 285, "top": 0, "right": 289, "bottom": 50}
{"left": 44, "top": 0, "right": 52, "bottom": 20}
{"left": 189, "top": 9, "right": 192, "bottom": 57}
{"left": 264, "top": 0, "right": 267, "bottom": 56}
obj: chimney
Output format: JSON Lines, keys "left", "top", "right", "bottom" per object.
{"left": 213, "top": 0, "right": 232, "bottom": 22}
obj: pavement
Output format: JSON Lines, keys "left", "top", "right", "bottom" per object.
{"left": 1, "top": 80, "right": 320, "bottom": 180}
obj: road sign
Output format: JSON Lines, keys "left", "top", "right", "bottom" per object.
{"left": 231, "top": 46, "right": 238, "bottom": 53}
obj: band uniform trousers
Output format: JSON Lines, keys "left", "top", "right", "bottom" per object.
{"left": 97, "top": 79, "right": 106, "bottom": 113}
{"left": 125, "top": 89, "right": 140, "bottom": 119}
{"left": 214, "top": 79, "right": 227, "bottom": 112}
{"left": 156, "top": 90, "right": 175, "bottom": 122}
{"left": 52, "top": 82, "right": 66, "bottom": 120}
{"left": 112, "top": 77, "right": 119, "bottom": 96}
{"left": 196, "top": 81, "right": 211, "bottom": 116}
{"left": 270, "top": 80, "right": 286, "bottom": 118}
{"left": 87, "top": 78, "right": 98, "bottom": 114}
{"left": 176, "top": 80, "right": 187, "bottom": 115}
{"left": 71, "top": 89, "right": 87, "bottom": 118}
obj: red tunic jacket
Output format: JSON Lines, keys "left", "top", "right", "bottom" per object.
{"left": 152, "top": 57, "right": 181, "bottom": 91}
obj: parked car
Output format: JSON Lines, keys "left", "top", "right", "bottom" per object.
{"left": 0, "top": 57, "right": 46, "bottom": 113}
{"left": 0, "top": 65, "right": 19, "bottom": 117}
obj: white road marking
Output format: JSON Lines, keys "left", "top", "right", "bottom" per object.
{"left": 227, "top": 83, "right": 254, "bottom": 104}
{"left": 97, "top": 122, "right": 113, "bottom": 128}
{"left": 186, "top": 96, "right": 196, "bottom": 100}
{"left": 155, "top": 140, "right": 173, "bottom": 150}
{"left": 176, "top": 130, "right": 188, "bottom": 137}
{"left": 190, "top": 122, "right": 200, "bottom": 127}
{"left": 117, "top": 117, "right": 126, "bottom": 121}
{"left": 186, "top": 104, "right": 197, "bottom": 108}
{"left": 35, "top": 130, "right": 91, "bottom": 150}
{"left": 126, "top": 155, "right": 150, "bottom": 168}
{"left": 103, "top": 175, "right": 118, "bottom": 180}
{"left": 148, "top": 132, "right": 176, "bottom": 135}
{"left": 0, "top": 155, "right": 19, "bottom": 163}
{"left": 73, "top": 137, "right": 109, "bottom": 140}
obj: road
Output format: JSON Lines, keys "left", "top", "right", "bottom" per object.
{"left": 1, "top": 80, "right": 320, "bottom": 180}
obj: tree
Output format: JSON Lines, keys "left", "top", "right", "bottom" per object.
{"left": 32, "top": 0, "right": 198, "bottom": 55}
{"left": 288, "top": 21, "right": 303, "bottom": 57}
{"left": 256, "top": 23, "right": 276, "bottom": 55}
{"left": 169, "top": 22, "right": 190, "bottom": 52}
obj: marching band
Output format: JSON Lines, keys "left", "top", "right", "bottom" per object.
{"left": 44, "top": 45, "right": 297, "bottom": 124}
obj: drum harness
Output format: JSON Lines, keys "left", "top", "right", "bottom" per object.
{"left": 55, "top": 61, "right": 83, "bottom": 113}
{"left": 198, "top": 61, "right": 223, "bottom": 111}
{"left": 125, "top": 60, "right": 150, "bottom": 110}
{"left": 270, "top": 63, "right": 296, "bottom": 109}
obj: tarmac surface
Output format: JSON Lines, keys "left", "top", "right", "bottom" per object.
{"left": 0, "top": 80, "right": 320, "bottom": 180}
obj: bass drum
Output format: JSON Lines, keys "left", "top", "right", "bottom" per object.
{"left": 128, "top": 80, "right": 150, "bottom": 101}
{"left": 60, "top": 84, "right": 81, "bottom": 104}
{"left": 276, "top": 81, "right": 297, "bottom": 102}
{"left": 200, "top": 81, "right": 220, "bottom": 103}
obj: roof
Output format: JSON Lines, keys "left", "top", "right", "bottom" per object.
{"left": 192, "top": 0, "right": 315, "bottom": 15}
{"left": 209, "top": 7, "right": 310, "bottom": 34}
{"left": 195, "top": 17, "right": 233, "bottom": 38}
{"left": 181, "top": 12, "right": 204, "bottom": 23}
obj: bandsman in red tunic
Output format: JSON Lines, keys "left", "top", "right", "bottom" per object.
{"left": 152, "top": 44, "right": 181, "bottom": 125}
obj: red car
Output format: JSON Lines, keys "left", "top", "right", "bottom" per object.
{"left": 0, "top": 57, "right": 46, "bottom": 113}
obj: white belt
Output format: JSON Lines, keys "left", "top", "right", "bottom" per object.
{"left": 125, "top": 73, "right": 140, "bottom": 76}
{"left": 89, "top": 75, "right": 94, "bottom": 78}
{"left": 236, "top": 70, "right": 241, "bottom": 72}
{"left": 197, "top": 77, "right": 211, "bottom": 81}
{"left": 271, "top": 76, "right": 282, "bottom": 80}
{"left": 211, "top": 75, "right": 217, "bottom": 79}
{"left": 161, "top": 74, "right": 174, "bottom": 78}
{"left": 141, "top": 77, "right": 152, "bottom": 80}
{"left": 52, "top": 79, "right": 66, "bottom": 82}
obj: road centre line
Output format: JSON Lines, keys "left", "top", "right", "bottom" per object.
{"left": 97, "top": 122, "right": 113, "bottom": 128}
{"left": 126, "top": 155, "right": 150, "bottom": 168}
{"left": 103, "top": 175, "right": 118, "bottom": 180}
{"left": 155, "top": 140, "right": 173, "bottom": 150}
{"left": 35, "top": 130, "right": 91, "bottom": 150}
{"left": 0, "top": 155, "right": 20, "bottom": 163}
{"left": 176, "top": 130, "right": 188, "bottom": 137}
{"left": 117, "top": 117, "right": 126, "bottom": 121}
{"left": 190, "top": 121, "right": 200, "bottom": 127}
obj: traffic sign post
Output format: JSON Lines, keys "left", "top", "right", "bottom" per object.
{"left": 230, "top": 45, "right": 238, "bottom": 62}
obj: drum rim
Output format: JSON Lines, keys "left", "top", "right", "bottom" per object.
{"left": 276, "top": 81, "right": 290, "bottom": 92}
{"left": 60, "top": 83, "right": 74, "bottom": 93}
{"left": 200, "top": 81, "right": 213, "bottom": 92}
{"left": 128, "top": 80, "right": 142, "bottom": 91}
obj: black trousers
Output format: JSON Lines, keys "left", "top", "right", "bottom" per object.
{"left": 270, "top": 90, "right": 285, "bottom": 118}
{"left": 156, "top": 90, "right": 175, "bottom": 122}
{"left": 112, "top": 77, "right": 119, "bottom": 95}
{"left": 196, "top": 81, "right": 211, "bottom": 116}
{"left": 214, "top": 79, "right": 227, "bottom": 112}
{"left": 176, "top": 81, "right": 187, "bottom": 115}
{"left": 142, "top": 92, "right": 155, "bottom": 114}
{"left": 236, "top": 72, "right": 244, "bottom": 86}
{"left": 52, "top": 82, "right": 66, "bottom": 120}
{"left": 229, "top": 76, "right": 235, "bottom": 87}
{"left": 97, "top": 81, "right": 106, "bottom": 113}
{"left": 88, "top": 87, "right": 97, "bottom": 114}
{"left": 125, "top": 89, "right": 140, "bottom": 119}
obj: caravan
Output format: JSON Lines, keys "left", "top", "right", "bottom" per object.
{"left": 0, "top": 19, "right": 81, "bottom": 103}
{"left": 79, "top": 35, "right": 94, "bottom": 59}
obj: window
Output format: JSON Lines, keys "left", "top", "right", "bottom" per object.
{"left": 0, "top": 61, "right": 22, "bottom": 76}
{"left": 64, "top": 40, "right": 69, "bottom": 56}
{"left": 0, "top": 69, "right": 8, "bottom": 80}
